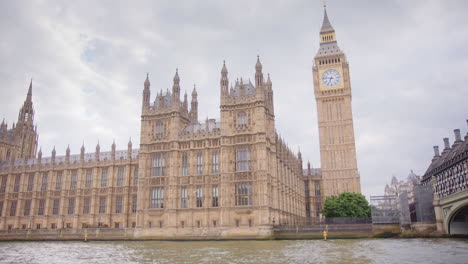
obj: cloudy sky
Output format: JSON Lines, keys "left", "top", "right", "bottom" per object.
{"left": 1, "top": 0, "right": 467, "bottom": 198}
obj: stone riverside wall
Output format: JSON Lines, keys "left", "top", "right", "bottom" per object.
{"left": 0, "top": 223, "right": 442, "bottom": 241}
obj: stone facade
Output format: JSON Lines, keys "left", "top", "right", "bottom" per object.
{"left": 0, "top": 58, "right": 305, "bottom": 238}
{"left": 0, "top": 6, "right": 362, "bottom": 238}
{"left": 312, "top": 7, "right": 361, "bottom": 196}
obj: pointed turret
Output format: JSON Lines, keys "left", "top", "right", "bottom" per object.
{"left": 142, "top": 73, "right": 151, "bottom": 112}
{"left": 51, "top": 146, "right": 56, "bottom": 164}
{"left": 172, "top": 69, "right": 180, "bottom": 106}
{"left": 80, "top": 142, "right": 85, "bottom": 162}
{"left": 220, "top": 61, "right": 229, "bottom": 98}
{"left": 127, "top": 137, "right": 132, "bottom": 159}
{"left": 95, "top": 141, "right": 100, "bottom": 161}
{"left": 255, "top": 57, "right": 262, "bottom": 84}
{"left": 190, "top": 85, "right": 198, "bottom": 123}
{"left": 183, "top": 91, "right": 188, "bottom": 111}
{"left": 38, "top": 147, "right": 42, "bottom": 163}
{"left": 111, "top": 140, "right": 116, "bottom": 160}
{"left": 65, "top": 145, "right": 70, "bottom": 163}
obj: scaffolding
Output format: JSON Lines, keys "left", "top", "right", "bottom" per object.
{"left": 370, "top": 195, "right": 400, "bottom": 224}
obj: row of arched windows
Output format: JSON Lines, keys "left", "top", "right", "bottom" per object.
{"left": 322, "top": 35, "right": 334, "bottom": 42}
{"left": 319, "top": 58, "right": 341, "bottom": 65}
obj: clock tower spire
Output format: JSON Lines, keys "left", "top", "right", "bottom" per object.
{"left": 313, "top": 4, "right": 361, "bottom": 197}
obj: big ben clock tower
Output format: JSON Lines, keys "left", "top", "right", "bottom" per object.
{"left": 313, "top": 4, "right": 361, "bottom": 196}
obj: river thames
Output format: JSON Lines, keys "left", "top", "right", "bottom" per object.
{"left": 0, "top": 239, "right": 467, "bottom": 264}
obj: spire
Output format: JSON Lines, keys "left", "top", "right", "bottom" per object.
{"left": 220, "top": 60, "right": 229, "bottom": 98}
{"left": 27, "top": 78, "right": 33, "bottom": 103}
{"left": 172, "top": 69, "right": 180, "bottom": 106}
{"left": 255, "top": 55, "right": 262, "bottom": 71}
{"left": 144, "top": 73, "right": 150, "bottom": 87}
{"left": 128, "top": 137, "right": 132, "bottom": 148}
{"left": 255, "top": 56, "right": 264, "bottom": 88}
{"left": 320, "top": 3, "right": 334, "bottom": 33}
{"left": 192, "top": 84, "right": 198, "bottom": 97}
{"left": 221, "top": 60, "right": 228, "bottom": 75}
{"left": 266, "top": 73, "right": 272, "bottom": 86}
{"left": 142, "top": 73, "right": 151, "bottom": 112}
{"left": 173, "top": 68, "right": 180, "bottom": 83}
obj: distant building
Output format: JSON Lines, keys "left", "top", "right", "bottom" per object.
{"left": 384, "top": 171, "right": 435, "bottom": 224}
{"left": 422, "top": 121, "right": 468, "bottom": 235}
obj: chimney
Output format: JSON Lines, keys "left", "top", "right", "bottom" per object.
{"left": 454, "top": 129, "right": 462, "bottom": 143}
{"left": 433, "top": 146, "right": 440, "bottom": 157}
{"left": 443, "top": 138, "right": 450, "bottom": 150}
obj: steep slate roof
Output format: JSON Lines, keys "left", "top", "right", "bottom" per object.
{"left": 320, "top": 8, "right": 335, "bottom": 33}
{"left": 181, "top": 119, "right": 220, "bottom": 135}
{"left": 229, "top": 80, "right": 256, "bottom": 97}
{"left": 422, "top": 135, "right": 468, "bottom": 183}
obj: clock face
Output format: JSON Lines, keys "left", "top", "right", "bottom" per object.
{"left": 321, "top": 69, "right": 341, "bottom": 87}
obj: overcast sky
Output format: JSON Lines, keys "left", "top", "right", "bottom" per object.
{"left": 1, "top": 0, "right": 467, "bottom": 198}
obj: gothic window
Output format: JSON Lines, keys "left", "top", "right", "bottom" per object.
{"left": 133, "top": 168, "right": 139, "bottom": 186}
{"left": 83, "top": 197, "right": 90, "bottom": 214}
{"left": 117, "top": 167, "right": 124, "bottom": 187}
{"left": 315, "top": 202, "right": 322, "bottom": 217}
{"left": 99, "top": 197, "right": 106, "bottom": 213}
{"left": 37, "top": 199, "right": 45, "bottom": 216}
{"left": 0, "top": 176, "right": 6, "bottom": 193}
{"left": 6, "top": 150, "right": 10, "bottom": 161}
{"left": 10, "top": 201, "right": 17, "bottom": 216}
{"left": 197, "top": 153, "right": 203, "bottom": 174}
{"left": 196, "top": 186, "right": 203, "bottom": 208}
{"left": 101, "top": 168, "right": 108, "bottom": 187}
{"left": 70, "top": 170, "right": 77, "bottom": 190}
{"left": 155, "top": 122, "right": 164, "bottom": 136}
{"left": 68, "top": 198, "right": 75, "bottom": 215}
{"left": 55, "top": 172, "right": 62, "bottom": 190}
{"left": 13, "top": 175, "right": 21, "bottom": 192}
{"left": 181, "top": 187, "right": 187, "bottom": 208}
{"left": 152, "top": 155, "right": 165, "bottom": 176}
{"left": 132, "top": 195, "right": 137, "bottom": 213}
{"left": 41, "top": 173, "right": 48, "bottom": 192}
{"left": 24, "top": 200, "right": 31, "bottom": 216}
{"left": 52, "top": 199, "right": 60, "bottom": 215}
{"left": 115, "top": 195, "right": 123, "bottom": 213}
{"left": 315, "top": 182, "right": 321, "bottom": 196}
{"left": 27, "top": 174, "right": 34, "bottom": 192}
{"left": 212, "top": 185, "right": 219, "bottom": 207}
{"left": 85, "top": 169, "right": 92, "bottom": 188}
{"left": 150, "top": 188, "right": 164, "bottom": 208}
{"left": 181, "top": 154, "right": 188, "bottom": 176}
{"left": 235, "top": 183, "right": 252, "bottom": 206}
{"left": 212, "top": 152, "right": 219, "bottom": 174}
{"left": 236, "top": 148, "right": 251, "bottom": 172}
{"left": 237, "top": 112, "right": 248, "bottom": 128}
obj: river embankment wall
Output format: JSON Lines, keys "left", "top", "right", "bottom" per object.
{"left": 0, "top": 223, "right": 446, "bottom": 241}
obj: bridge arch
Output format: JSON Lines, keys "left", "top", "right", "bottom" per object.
{"left": 446, "top": 201, "right": 468, "bottom": 235}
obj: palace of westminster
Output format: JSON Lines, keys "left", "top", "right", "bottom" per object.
{"left": 0, "top": 7, "right": 361, "bottom": 238}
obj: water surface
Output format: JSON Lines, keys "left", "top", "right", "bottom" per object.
{"left": 0, "top": 239, "right": 467, "bottom": 264}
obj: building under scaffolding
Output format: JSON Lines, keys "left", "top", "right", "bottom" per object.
{"left": 370, "top": 195, "right": 401, "bottom": 224}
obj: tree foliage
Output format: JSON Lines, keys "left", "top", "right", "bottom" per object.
{"left": 321, "top": 192, "right": 371, "bottom": 217}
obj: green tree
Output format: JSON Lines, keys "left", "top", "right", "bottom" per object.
{"left": 322, "top": 192, "right": 371, "bottom": 217}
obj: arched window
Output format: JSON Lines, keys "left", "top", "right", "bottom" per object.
{"left": 237, "top": 112, "right": 248, "bottom": 128}
{"left": 155, "top": 122, "right": 164, "bottom": 136}
{"left": 6, "top": 150, "right": 10, "bottom": 161}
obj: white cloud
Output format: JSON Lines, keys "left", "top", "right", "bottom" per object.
{"left": 1, "top": 0, "right": 467, "bottom": 198}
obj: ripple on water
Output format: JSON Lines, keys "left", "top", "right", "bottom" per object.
{"left": 0, "top": 239, "right": 467, "bottom": 264}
